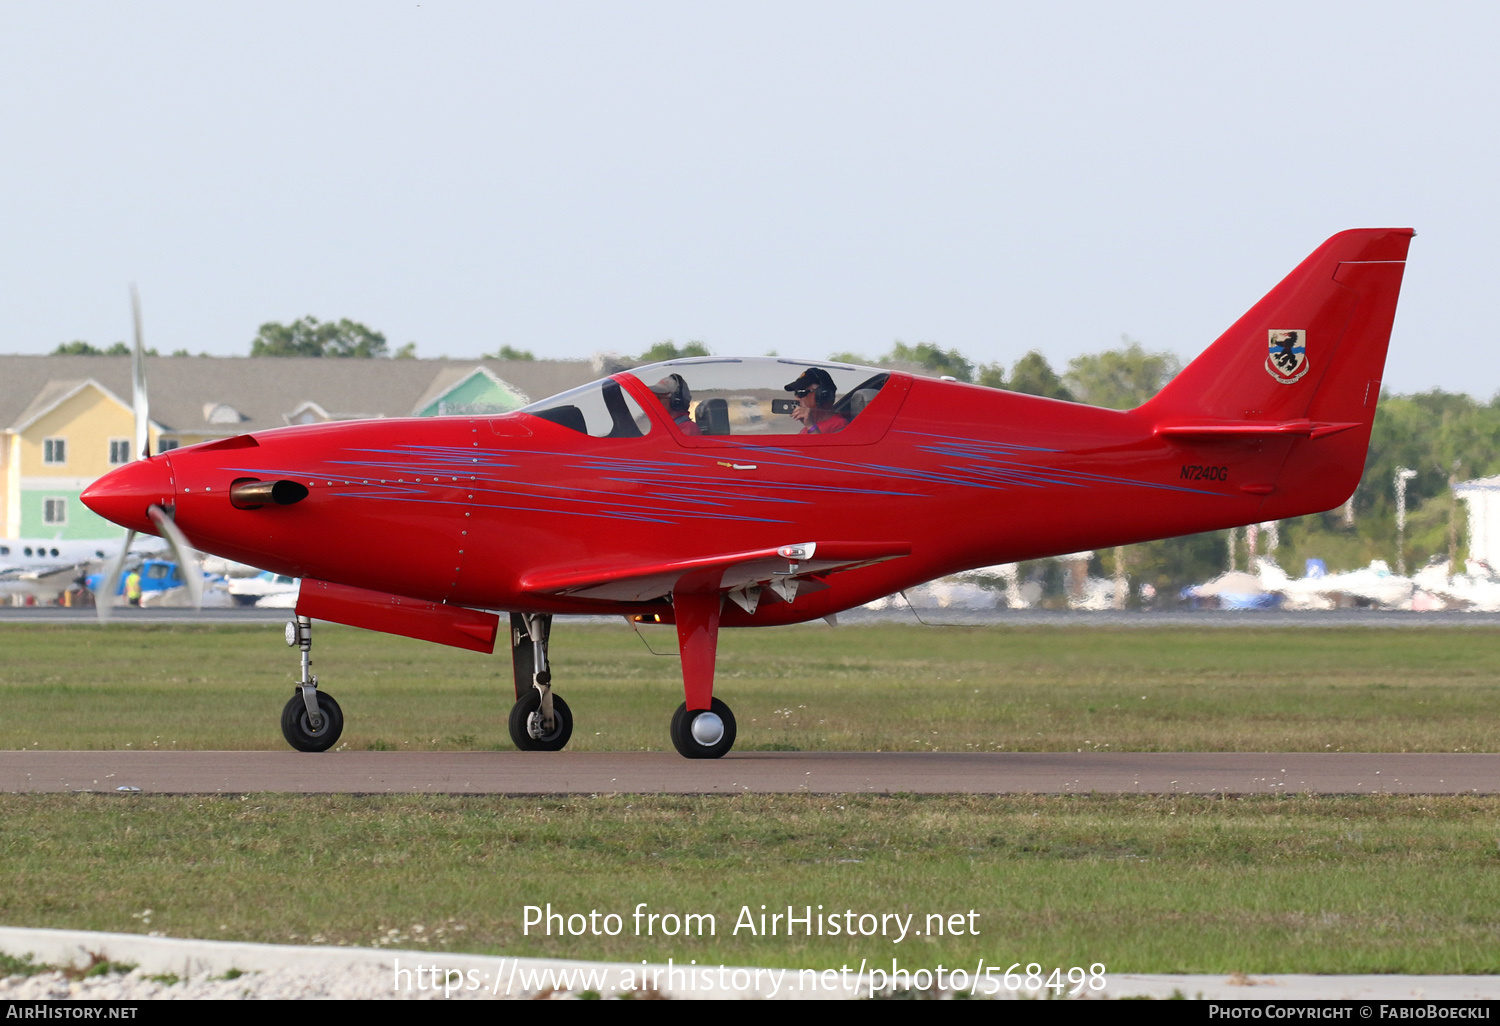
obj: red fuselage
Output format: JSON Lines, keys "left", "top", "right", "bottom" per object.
{"left": 81, "top": 229, "right": 1412, "bottom": 632}
{"left": 78, "top": 369, "right": 1352, "bottom": 627}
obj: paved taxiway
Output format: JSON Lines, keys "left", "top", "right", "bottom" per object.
{"left": 3, "top": 751, "right": 1497, "bottom": 794}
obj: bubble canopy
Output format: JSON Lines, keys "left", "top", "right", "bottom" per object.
{"left": 626, "top": 357, "right": 891, "bottom": 438}
{"left": 518, "top": 357, "right": 895, "bottom": 440}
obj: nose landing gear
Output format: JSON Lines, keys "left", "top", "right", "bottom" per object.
{"left": 281, "top": 615, "right": 344, "bottom": 752}
{"left": 507, "top": 612, "right": 574, "bottom": 751}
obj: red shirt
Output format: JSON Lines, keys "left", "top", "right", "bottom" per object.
{"left": 801, "top": 413, "right": 847, "bottom": 435}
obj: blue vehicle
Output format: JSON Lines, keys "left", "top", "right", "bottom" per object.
{"left": 87, "top": 559, "right": 201, "bottom": 597}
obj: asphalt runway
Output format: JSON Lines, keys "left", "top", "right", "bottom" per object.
{"left": 3, "top": 750, "right": 1496, "bottom": 795}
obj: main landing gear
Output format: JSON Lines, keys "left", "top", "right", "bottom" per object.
{"left": 664, "top": 590, "right": 736, "bottom": 759}
{"left": 508, "top": 613, "right": 574, "bottom": 751}
{"left": 670, "top": 699, "right": 737, "bottom": 759}
{"left": 281, "top": 615, "right": 344, "bottom": 752}
{"left": 506, "top": 591, "right": 737, "bottom": 759}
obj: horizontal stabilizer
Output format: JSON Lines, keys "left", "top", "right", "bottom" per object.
{"left": 1155, "top": 419, "right": 1359, "bottom": 441}
{"left": 522, "top": 541, "right": 912, "bottom": 603}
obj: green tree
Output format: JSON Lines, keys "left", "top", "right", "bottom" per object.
{"left": 637, "top": 340, "right": 710, "bottom": 363}
{"left": 881, "top": 341, "right": 974, "bottom": 382}
{"left": 250, "top": 317, "right": 388, "bottom": 358}
{"left": 975, "top": 352, "right": 1074, "bottom": 400}
{"left": 1004, "top": 351, "right": 1074, "bottom": 401}
{"left": 1279, "top": 389, "right": 1500, "bottom": 574}
{"left": 828, "top": 351, "right": 869, "bottom": 365}
{"left": 1063, "top": 338, "right": 1181, "bottom": 410}
{"left": 1355, "top": 391, "right": 1500, "bottom": 522}
{"left": 488, "top": 345, "right": 534, "bottom": 361}
{"left": 393, "top": 342, "right": 417, "bottom": 359}
{"left": 52, "top": 340, "right": 155, "bottom": 356}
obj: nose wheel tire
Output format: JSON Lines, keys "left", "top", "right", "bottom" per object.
{"left": 280, "top": 691, "right": 344, "bottom": 752}
{"left": 670, "top": 699, "right": 736, "bottom": 759}
{"left": 509, "top": 690, "right": 574, "bottom": 752}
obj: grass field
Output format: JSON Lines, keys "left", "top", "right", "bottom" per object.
{"left": 2, "top": 622, "right": 1499, "bottom": 753}
{"left": 2, "top": 793, "right": 1499, "bottom": 974}
{"left": 5, "top": 621, "right": 1500, "bottom": 975}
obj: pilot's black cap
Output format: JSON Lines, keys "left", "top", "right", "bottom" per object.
{"left": 783, "top": 367, "right": 836, "bottom": 394}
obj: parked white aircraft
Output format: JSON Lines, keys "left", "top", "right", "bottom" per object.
{"left": 226, "top": 571, "right": 300, "bottom": 608}
{"left": 1410, "top": 560, "right": 1500, "bottom": 612}
{"left": 0, "top": 535, "right": 162, "bottom": 601}
{"left": 1255, "top": 557, "right": 1415, "bottom": 610}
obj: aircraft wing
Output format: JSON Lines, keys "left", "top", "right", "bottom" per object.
{"left": 0, "top": 562, "right": 86, "bottom": 596}
{"left": 520, "top": 541, "right": 912, "bottom": 604}
{"left": 0, "top": 563, "right": 81, "bottom": 584}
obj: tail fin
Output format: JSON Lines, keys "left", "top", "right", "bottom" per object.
{"left": 1142, "top": 228, "right": 1412, "bottom": 423}
{"left": 1140, "top": 228, "right": 1413, "bottom": 515}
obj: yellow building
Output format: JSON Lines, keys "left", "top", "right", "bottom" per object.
{"left": 1, "top": 355, "right": 595, "bottom": 540}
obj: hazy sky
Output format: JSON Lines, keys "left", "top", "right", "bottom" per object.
{"left": 1, "top": 2, "right": 1496, "bottom": 394}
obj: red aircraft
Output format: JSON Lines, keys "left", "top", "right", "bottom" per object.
{"left": 82, "top": 228, "right": 1412, "bottom": 758}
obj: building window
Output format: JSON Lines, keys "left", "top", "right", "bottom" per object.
{"left": 109, "top": 439, "right": 132, "bottom": 464}
{"left": 158, "top": 438, "right": 180, "bottom": 452}
{"left": 43, "top": 437, "right": 66, "bottom": 464}
{"left": 43, "top": 498, "right": 67, "bottom": 525}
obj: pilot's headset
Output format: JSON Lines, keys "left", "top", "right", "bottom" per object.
{"left": 651, "top": 374, "right": 692, "bottom": 413}
{"left": 785, "top": 367, "right": 837, "bottom": 408}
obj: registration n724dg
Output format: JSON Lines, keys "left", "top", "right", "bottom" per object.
{"left": 1180, "top": 465, "right": 1228, "bottom": 482}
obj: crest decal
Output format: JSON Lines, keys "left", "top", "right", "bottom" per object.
{"left": 1266, "top": 330, "right": 1308, "bottom": 384}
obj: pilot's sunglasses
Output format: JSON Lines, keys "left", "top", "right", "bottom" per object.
{"left": 793, "top": 389, "right": 812, "bottom": 397}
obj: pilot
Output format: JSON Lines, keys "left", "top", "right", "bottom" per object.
{"left": 784, "top": 368, "right": 847, "bottom": 435}
{"left": 649, "top": 373, "right": 701, "bottom": 435}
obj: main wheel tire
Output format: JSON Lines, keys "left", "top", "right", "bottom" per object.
{"left": 280, "top": 690, "right": 344, "bottom": 752}
{"left": 670, "top": 698, "right": 737, "bottom": 759}
{"left": 509, "top": 690, "right": 573, "bottom": 751}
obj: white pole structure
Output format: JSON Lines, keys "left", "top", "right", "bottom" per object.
{"left": 1395, "top": 467, "right": 1418, "bottom": 575}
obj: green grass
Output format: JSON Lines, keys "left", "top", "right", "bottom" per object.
{"left": 5, "top": 622, "right": 1500, "bottom": 975}
{"left": 2, "top": 793, "right": 1499, "bottom": 974}
{"left": 2, "top": 623, "right": 1499, "bottom": 752}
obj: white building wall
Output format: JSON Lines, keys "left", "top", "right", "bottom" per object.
{"left": 1454, "top": 475, "right": 1500, "bottom": 570}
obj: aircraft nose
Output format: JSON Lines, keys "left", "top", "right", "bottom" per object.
{"left": 81, "top": 456, "right": 175, "bottom": 533}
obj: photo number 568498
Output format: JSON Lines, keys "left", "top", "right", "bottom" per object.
{"left": 997, "top": 963, "right": 1106, "bottom": 995}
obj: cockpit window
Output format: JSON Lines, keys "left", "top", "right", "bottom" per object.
{"left": 518, "top": 379, "right": 653, "bottom": 438}
{"left": 625, "top": 358, "right": 889, "bottom": 437}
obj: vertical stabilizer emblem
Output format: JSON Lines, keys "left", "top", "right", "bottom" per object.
{"left": 1266, "top": 329, "right": 1308, "bottom": 383}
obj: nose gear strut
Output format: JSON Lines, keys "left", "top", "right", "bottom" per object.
{"left": 280, "top": 615, "right": 344, "bottom": 752}
{"left": 507, "top": 612, "right": 573, "bottom": 751}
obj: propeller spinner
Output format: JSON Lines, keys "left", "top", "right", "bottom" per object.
{"left": 88, "top": 289, "right": 203, "bottom": 621}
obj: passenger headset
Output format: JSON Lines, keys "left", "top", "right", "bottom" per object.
{"left": 661, "top": 373, "right": 690, "bottom": 413}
